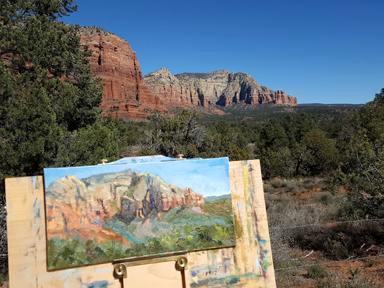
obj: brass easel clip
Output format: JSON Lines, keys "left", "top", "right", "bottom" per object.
{"left": 175, "top": 256, "right": 188, "bottom": 271}
{"left": 113, "top": 263, "right": 127, "bottom": 279}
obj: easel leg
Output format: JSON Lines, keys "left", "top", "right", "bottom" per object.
{"left": 119, "top": 278, "right": 125, "bottom": 288}
{"left": 180, "top": 269, "right": 186, "bottom": 288}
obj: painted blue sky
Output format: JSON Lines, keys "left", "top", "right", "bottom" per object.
{"left": 44, "top": 157, "right": 230, "bottom": 197}
{"left": 63, "top": 0, "right": 384, "bottom": 104}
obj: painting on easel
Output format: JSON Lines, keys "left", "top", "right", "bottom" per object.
{"left": 43, "top": 157, "right": 235, "bottom": 270}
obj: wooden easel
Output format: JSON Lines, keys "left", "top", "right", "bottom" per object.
{"left": 5, "top": 160, "right": 276, "bottom": 288}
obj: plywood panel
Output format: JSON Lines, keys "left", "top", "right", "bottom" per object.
{"left": 6, "top": 160, "right": 275, "bottom": 288}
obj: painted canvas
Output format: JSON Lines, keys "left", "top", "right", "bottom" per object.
{"left": 43, "top": 157, "right": 235, "bottom": 270}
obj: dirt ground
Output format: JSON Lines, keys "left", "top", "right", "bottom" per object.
{"left": 265, "top": 177, "right": 384, "bottom": 288}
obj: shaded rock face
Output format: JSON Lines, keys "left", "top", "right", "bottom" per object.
{"left": 144, "top": 68, "right": 297, "bottom": 108}
{"left": 80, "top": 28, "right": 165, "bottom": 119}
{"left": 45, "top": 170, "right": 204, "bottom": 239}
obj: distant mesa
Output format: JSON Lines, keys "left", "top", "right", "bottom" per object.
{"left": 79, "top": 27, "right": 297, "bottom": 120}
{"left": 144, "top": 68, "right": 297, "bottom": 109}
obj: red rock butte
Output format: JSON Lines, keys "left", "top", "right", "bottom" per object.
{"left": 80, "top": 28, "right": 297, "bottom": 120}
{"left": 80, "top": 28, "right": 165, "bottom": 119}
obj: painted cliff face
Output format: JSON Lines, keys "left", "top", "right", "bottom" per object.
{"left": 43, "top": 157, "right": 235, "bottom": 270}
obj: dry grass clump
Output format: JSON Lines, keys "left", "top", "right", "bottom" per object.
{"left": 266, "top": 176, "right": 384, "bottom": 288}
{"left": 316, "top": 269, "right": 381, "bottom": 288}
{"left": 293, "top": 222, "right": 384, "bottom": 260}
{"left": 267, "top": 196, "right": 329, "bottom": 284}
{"left": 267, "top": 199, "right": 328, "bottom": 230}
{"left": 265, "top": 177, "right": 325, "bottom": 194}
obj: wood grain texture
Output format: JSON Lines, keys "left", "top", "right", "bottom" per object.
{"left": 5, "top": 160, "right": 275, "bottom": 288}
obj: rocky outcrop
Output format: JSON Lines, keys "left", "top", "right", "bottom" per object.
{"left": 45, "top": 170, "right": 204, "bottom": 240}
{"left": 80, "top": 28, "right": 297, "bottom": 120}
{"left": 80, "top": 28, "right": 165, "bottom": 119}
{"left": 144, "top": 68, "right": 297, "bottom": 108}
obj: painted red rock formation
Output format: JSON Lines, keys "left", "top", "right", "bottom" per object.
{"left": 80, "top": 28, "right": 297, "bottom": 120}
{"left": 158, "top": 187, "right": 205, "bottom": 212}
{"left": 80, "top": 28, "right": 165, "bottom": 119}
{"left": 46, "top": 172, "right": 205, "bottom": 240}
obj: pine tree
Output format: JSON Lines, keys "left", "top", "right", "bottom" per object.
{"left": 0, "top": 0, "right": 116, "bottom": 190}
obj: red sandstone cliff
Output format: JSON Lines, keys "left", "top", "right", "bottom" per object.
{"left": 80, "top": 28, "right": 165, "bottom": 119}
{"left": 80, "top": 28, "right": 297, "bottom": 120}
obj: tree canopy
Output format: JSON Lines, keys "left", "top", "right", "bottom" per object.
{"left": 0, "top": 0, "right": 118, "bottom": 193}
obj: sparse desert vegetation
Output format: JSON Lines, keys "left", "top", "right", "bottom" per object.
{"left": 265, "top": 177, "right": 384, "bottom": 287}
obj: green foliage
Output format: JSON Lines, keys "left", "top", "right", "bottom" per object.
{"left": 1, "top": 1, "right": 102, "bottom": 130}
{"left": 48, "top": 205, "right": 235, "bottom": 270}
{"left": 0, "top": 78, "right": 63, "bottom": 177}
{"left": 301, "top": 129, "right": 338, "bottom": 175}
{"left": 0, "top": 0, "right": 77, "bottom": 22}
{"left": 0, "top": 7, "right": 145, "bottom": 277}
{"left": 142, "top": 104, "right": 351, "bottom": 180}
{"left": 55, "top": 121, "right": 120, "bottom": 166}
{"left": 0, "top": 0, "right": 122, "bottom": 189}
{"left": 147, "top": 110, "right": 206, "bottom": 157}
{"left": 334, "top": 90, "right": 384, "bottom": 219}
{"left": 48, "top": 238, "right": 128, "bottom": 270}
{"left": 261, "top": 147, "right": 295, "bottom": 178}
{"left": 143, "top": 89, "right": 382, "bottom": 222}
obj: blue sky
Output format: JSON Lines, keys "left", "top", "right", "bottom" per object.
{"left": 64, "top": 0, "right": 384, "bottom": 104}
{"left": 44, "top": 158, "right": 230, "bottom": 197}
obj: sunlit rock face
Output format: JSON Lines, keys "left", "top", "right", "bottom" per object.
{"left": 80, "top": 28, "right": 297, "bottom": 120}
{"left": 80, "top": 28, "right": 165, "bottom": 120}
{"left": 145, "top": 69, "right": 297, "bottom": 110}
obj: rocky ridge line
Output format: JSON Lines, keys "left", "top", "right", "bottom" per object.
{"left": 79, "top": 28, "right": 297, "bottom": 120}
{"left": 144, "top": 68, "right": 297, "bottom": 108}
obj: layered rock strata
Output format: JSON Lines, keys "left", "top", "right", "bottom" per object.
{"left": 80, "top": 28, "right": 165, "bottom": 119}
{"left": 144, "top": 68, "right": 297, "bottom": 108}
{"left": 80, "top": 28, "right": 297, "bottom": 120}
